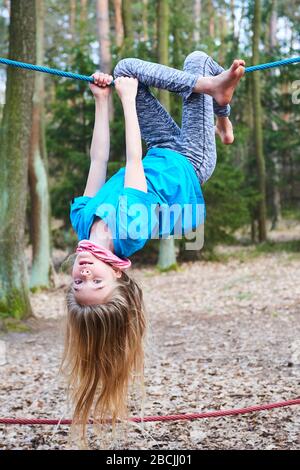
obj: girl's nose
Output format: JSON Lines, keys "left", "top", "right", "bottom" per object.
{"left": 80, "top": 268, "right": 92, "bottom": 276}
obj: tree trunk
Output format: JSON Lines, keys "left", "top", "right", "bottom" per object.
{"left": 80, "top": 0, "right": 88, "bottom": 23}
{"left": 157, "top": 0, "right": 177, "bottom": 271}
{"left": 269, "top": 0, "right": 277, "bottom": 49}
{"left": 252, "top": 0, "right": 267, "bottom": 241}
{"left": 69, "top": 0, "right": 76, "bottom": 41}
{"left": 171, "top": 0, "right": 181, "bottom": 69}
{"left": 0, "top": 0, "right": 36, "bottom": 319}
{"left": 235, "top": 0, "right": 245, "bottom": 55}
{"left": 113, "top": 0, "right": 124, "bottom": 48}
{"left": 193, "top": 0, "right": 201, "bottom": 44}
{"left": 203, "top": 0, "right": 214, "bottom": 54}
{"left": 142, "top": 0, "right": 149, "bottom": 42}
{"left": 122, "top": 0, "right": 134, "bottom": 52}
{"left": 218, "top": 0, "right": 227, "bottom": 63}
{"left": 96, "top": 0, "right": 112, "bottom": 74}
{"left": 28, "top": 0, "right": 51, "bottom": 289}
{"left": 230, "top": 0, "right": 235, "bottom": 39}
{"left": 96, "top": 0, "right": 114, "bottom": 120}
{"left": 269, "top": 0, "right": 282, "bottom": 230}
{"left": 79, "top": 0, "right": 88, "bottom": 39}
{"left": 246, "top": 77, "right": 256, "bottom": 240}
{"left": 208, "top": 0, "right": 214, "bottom": 39}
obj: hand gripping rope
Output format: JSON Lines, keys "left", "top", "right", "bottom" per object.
{"left": 0, "top": 56, "right": 300, "bottom": 86}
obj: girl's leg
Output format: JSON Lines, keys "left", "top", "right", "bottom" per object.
{"left": 114, "top": 58, "right": 199, "bottom": 98}
{"left": 177, "top": 51, "right": 230, "bottom": 184}
{"left": 113, "top": 58, "right": 198, "bottom": 150}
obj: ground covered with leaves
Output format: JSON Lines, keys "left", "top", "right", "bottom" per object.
{"left": 0, "top": 245, "right": 299, "bottom": 450}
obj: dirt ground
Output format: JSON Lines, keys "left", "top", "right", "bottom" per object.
{"left": 0, "top": 243, "right": 299, "bottom": 450}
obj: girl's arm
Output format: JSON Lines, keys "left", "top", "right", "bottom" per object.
{"left": 83, "top": 97, "right": 109, "bottom": 197}
{"left": 83, "top": 73, "right": 113, "bottom": 197}
{"left": 115, "top": 77, "right": 147, "bottom": 193}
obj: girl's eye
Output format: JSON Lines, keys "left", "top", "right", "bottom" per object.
{"left": 94, "top": 279, "right": 102, "bottom": 284}
{"left": 74, "top": 280, "right": 82, "bottom": 285}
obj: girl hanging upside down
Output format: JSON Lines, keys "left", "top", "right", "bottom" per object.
{"left": 61, "top": 51, "right": 245, "bottom": 440}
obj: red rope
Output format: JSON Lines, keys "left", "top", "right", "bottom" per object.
{"left": 0, "top": 398, "right": 299, "bottom": 425}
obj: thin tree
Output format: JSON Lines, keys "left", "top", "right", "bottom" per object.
{"left": 69, "top": 0, "right": 76, "bottom": 42}
{"left": 142, "top": 0, "right": 149, "bottom": 42}
{"left": 28, "top": 0, "right": 52, "bottom": 289}
{"left": 157, "top": 0, "right": 177, "bottom": 271}
{"left": 269, "top": 0, "right": 282, "bottom": 229}
{"left": 79, "top": 0, "right": 88, "bottom": 40}
{"left": 208, "top": 0, "right": 215, "bottom": 39}
{"left": 202, "top": 0, "right": 215, "bottom": 54}
{"left": 230, "top": 0, "right": 235, "bottom": 40}
{"left": 96, "top": 0, "right": 114, "bottom": 120}
{"left": 252, "top": 0, "right": 267, "bottom": 241}
{"left": 193, "top": 0, "right": 202, "bottom": 44}
{"left": 97, "top": 0, "right": 112, "bottom": 74}
{"left": 80, "top": 0, "right": 88, "bottom": 23}
{"left": 218, "top": 0, "right": 227, "bottom": 63}
{"left": 0, "top": 0, "right": 36, "bottom": 318}
{"left": 113, "top": 0, "right": 124, "bottom": 48}
{"left": 122, "top": 0, "right": 134, "bottom": 52}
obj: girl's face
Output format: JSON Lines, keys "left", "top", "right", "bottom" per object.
{"left": 72, "top": 251, "right": 122, "bottom": 305}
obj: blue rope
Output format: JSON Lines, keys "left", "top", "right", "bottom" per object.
{"left": 245, "top": 56, "right": 300, "bottom": 73}
{"left": 1, "top": 56, "right": 300, "bottom": 85}
{"left": 0, "top": 57, "right": 115, "bottom": 86}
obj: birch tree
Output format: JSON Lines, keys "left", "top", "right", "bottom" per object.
{"left": 157, "top": 0, "right": 177, "bottom": 270}
{"left": 28, "top": 0, "right": 52, "bottom": 289}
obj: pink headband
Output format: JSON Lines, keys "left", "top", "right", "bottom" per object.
{"left": 75, "top": 239, "right": 131, "bottom": 270}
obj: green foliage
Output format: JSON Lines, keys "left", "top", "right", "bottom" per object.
{"left": 202, "top": 145, "right": 256, "bottom": 250}
{"left": 0, "top": 288, "right": 31, "bottom": 320}
{"left": 0, "top": 318, "right": 31, "bottom": 333}
{"left": 281, "top": 207, "right": 300, "bottom": 221}
{"left": 177, "top": 126, "right": 257, "bottom": 258}
{"left": 254, "top": 239, "right": 300, "bottom": 254}
{"left": 156, "top": 263, "right": 179, "bottom": 273}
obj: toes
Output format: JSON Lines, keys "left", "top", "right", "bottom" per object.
{"left": 230, "top": 60, "right": 245, "bottom": 78}
{"left": 224, "top": 135, "right": 234, "bottom": 145}
{"left": 232, "top": 59, "right": 240, "bottom": 70}
{"left": 231, "top": 59, "right": 245, "bottom": 71}
{"left": 238, "top": 65, "right": 245, "bottom": 76}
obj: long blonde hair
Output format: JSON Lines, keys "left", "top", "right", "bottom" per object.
{"left": 60, "top": 270, "right": 146, "bottom": 445}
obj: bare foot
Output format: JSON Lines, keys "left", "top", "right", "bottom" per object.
{"left": 215, "top": 116, "right": 234, "bottom": 145}
{"left": 211, "top": 60, "right": 245, "bottom": 106}
{"left": 194, "top": 59, "right": 245, "bottom": 106}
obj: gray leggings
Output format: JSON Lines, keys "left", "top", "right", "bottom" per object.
{"left": 114, "top": 51, "right": 230, "bottom": 185}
